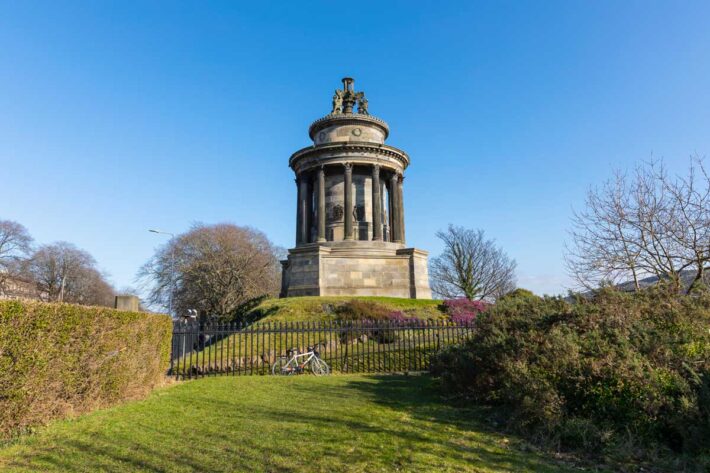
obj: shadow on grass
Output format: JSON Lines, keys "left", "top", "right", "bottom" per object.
{"left": 284, "top": 375, "right": 564, "bottom": 471}
{"left": 3, "top": 375, "right": 574, "bottom": 473}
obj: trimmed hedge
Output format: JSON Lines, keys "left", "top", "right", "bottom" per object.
{"left": 0, "top": 300, "right": 172, "bottom": 438}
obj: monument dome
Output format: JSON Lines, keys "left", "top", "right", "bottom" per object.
{"left": 280, "top": 78, "right": 431, "bottom": 299}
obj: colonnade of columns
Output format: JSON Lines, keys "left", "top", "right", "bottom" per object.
{"left": 295, "top": 163, "right": 405, "bottom": 245}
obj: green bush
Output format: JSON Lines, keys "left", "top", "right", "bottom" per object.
{"left": 498, "top": 287, "right": 538, "bottom": 301}
{"left": 334, "top": 300, "right": 392, "bottom": 321}
{"left": 430, "top": 287, "right": 710, "bottom": 467}
{"left": 334, "top": 300, "right": 394, "bottom": 343}
{"left": 0, "top": 300, "right": 173, "bottom": 439}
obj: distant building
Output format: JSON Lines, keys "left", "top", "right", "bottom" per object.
{"left": 570, "top": 269, "right": 710, "bottom": 302}
{"left": 0, "top": 274, "right": 45, "bottom": 301}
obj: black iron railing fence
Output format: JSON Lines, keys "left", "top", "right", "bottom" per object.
{"left": 170, "top": 319, "right": 473, "bottom": 379}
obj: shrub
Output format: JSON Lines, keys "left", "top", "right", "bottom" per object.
{"left": 334, "top": 300, "right": 421, "bottom": 343}
{"left": 430, "top": 287, "right": 710, "bottom": 467}
{"left": 334, "top": 299, "right": 392, "bottom": 321}
{"left": 498, "top": 288, "right": 538, "bottom": 301}
{"left": 387, "top": 310, "right": 419, "bottom": 322}
{"left": 0, "top": 300, "right": 173, "bottom": 439}
{"left": 442, "top": 298, "right": 489, "bottom": 324}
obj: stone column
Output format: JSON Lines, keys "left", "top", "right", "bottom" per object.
{"left": 317, "top": 166, "right": 326, "bottom": 242}
{"left": 380, "top": 179, "right": 387, "bottom": 240}
{"left": 344, "top": 163, "right": 354, "bottom": 240}
{"left": 306, "top": 177, "right": 313, "bottom": 242}
{"left": 372, "top": 165, "right": 382, "bottom": 241}
{"left": 389, "top": 173, "right": 401, "bottom": 243}
{"left": 386, "top": 179, "right": 393, "bottom": 241}
{"left": 295, "top": 176, "right": 302, "bottom": 245}
{"left": 398, "top": 174, "right": 406, "bottom": 245}
{"left": 298, "top": 174, "right": 310, "bottom": 244}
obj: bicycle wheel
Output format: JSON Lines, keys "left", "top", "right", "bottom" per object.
{"left": 310, "top": 357, "right": 330, "bottom": 376}
{"left": 272, "top": 357, "right": 293, "bottom": 375}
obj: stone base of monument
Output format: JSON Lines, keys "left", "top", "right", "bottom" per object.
{"left": 280, "top": 241, "right": 432, "bottom": 299}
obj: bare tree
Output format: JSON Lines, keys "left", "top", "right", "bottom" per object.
{"left": 663, "top": 161, "right": 710, "bottom": 290}
{"left": 430, "top": 225, "right": 516, "bottom": 301}
{"left": 566, "top": 172, "right": 645, "bottom": 291}
{"left": 70, "top": 267, "right": 116, "bottom": 307}
{"left": 0, "top": 220, "right": 34, "bottom": 293}
{"left": 25, "top": 241, "right": 115, "bottom": 306}
{"left": 567, "top": 158, "right": 710, "bottom": 293}
{"left": 138, "top": 223, "right": 281, "bottom": 318}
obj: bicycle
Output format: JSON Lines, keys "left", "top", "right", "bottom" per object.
{"left": 272, "top": 346, "right": 330, "bottom": 376}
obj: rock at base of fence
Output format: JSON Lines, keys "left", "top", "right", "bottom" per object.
{"left": 260, "top": 350, "right": 276, "bottom": 365}
{"left": 181, "top": 355, "right": 277, "bottom": 376}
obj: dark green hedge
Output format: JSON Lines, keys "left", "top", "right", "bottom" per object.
{"left": 431, "top": 288, "right": 710, "bottom": 469}
{"left": 0, "top": 300, "right": 172, "bottom": 438}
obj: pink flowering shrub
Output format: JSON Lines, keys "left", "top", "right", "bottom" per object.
{"left": 443, "top": 298, "right": 490, "bottom": 324}
{"left": 386, "top": 310, "right": 419, "bottom": 323}
{"left": 334, "top": 301, "right": 420, "bottom": 343}
{"left": 335, "top": 300, "right": 419, "bottom": 322}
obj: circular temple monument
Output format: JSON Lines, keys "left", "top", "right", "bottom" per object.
{"left": 280, "top": 78, "right": 432, "bottom": 299}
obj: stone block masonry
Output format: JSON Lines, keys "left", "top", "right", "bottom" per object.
{"left": 281, "top": 242, "right": 431, "bottom": 299}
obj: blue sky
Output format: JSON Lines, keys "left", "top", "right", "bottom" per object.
{"left": 1, "top": 1, "right": 709, "bottom": 296}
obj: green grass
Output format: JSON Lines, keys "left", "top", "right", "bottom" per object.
{"left": 248, "top": 296, "right": 446, "bottom": 322}
{"left": 0, "top": 375, "right": 581, "bottom": 473}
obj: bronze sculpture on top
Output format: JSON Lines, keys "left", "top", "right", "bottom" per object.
{"left": 280, "top": 78, "right": 432, "bottom": 299}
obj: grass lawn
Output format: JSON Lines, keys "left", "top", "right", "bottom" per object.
{"left": 0, "top": 375, "right": 581, "bottom": 473}
{"left": 249, "top": 296, "right": 446, "bottom": 322}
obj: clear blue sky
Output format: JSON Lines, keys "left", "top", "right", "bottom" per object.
{"left": 2, "top": 1, "right": 709, "bottom": 296}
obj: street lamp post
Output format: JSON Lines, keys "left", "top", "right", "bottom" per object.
{"left": 149, "top": 229, "right": 175, "bottom": 317}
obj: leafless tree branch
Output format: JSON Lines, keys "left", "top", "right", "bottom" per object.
{"left": 430, "top": 225, "right": 516, "bottom": 301}
{"left": 566, "top": 156, "right": 710, "bottom": 293}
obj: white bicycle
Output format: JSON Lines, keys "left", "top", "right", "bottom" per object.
{"left": 272, "top": 346, "right": 330, "bottom": 376}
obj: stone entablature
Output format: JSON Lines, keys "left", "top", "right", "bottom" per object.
{"left": 308, "top": 114, "right": 390, "bottom": 144}
{"left": 289, "top": 143, "right": 409, "bottom": 175}
{"left": 280, "top": 78, "right": 432, "bottom": 300}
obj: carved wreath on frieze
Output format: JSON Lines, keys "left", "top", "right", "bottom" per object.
{"left": 329, "top": 204, "right": 344, "bottom": 223}
{"left": 328, "top": 204, "right": 365, "bottom": 222}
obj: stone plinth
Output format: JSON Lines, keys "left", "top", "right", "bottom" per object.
{"left": 280, "top": 241, "right": 431, "bottom": 299}
{"left": 115, "top": 295, "right": 140, "bottom": 312}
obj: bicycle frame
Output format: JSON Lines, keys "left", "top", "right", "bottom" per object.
{"left": 283, "top": 351, "right": 316, "bottom": 372}
{"left": 272, "top": 347, "right": 329, "bottom": 376}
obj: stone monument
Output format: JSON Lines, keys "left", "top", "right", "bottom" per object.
{"left": 114, "top": 295, "right": 140, "bottom": 312}
{"left": 280, "top": 78, "right": 432, "bottom": 299}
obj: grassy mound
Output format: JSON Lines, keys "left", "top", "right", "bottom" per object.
{"left": 0, "top": 375, "right": 577, "bottom": 473}
{"left": 173, "top": 297, "right": 457, "bottom": 377}
{"left": 245, "top": 296, "right": 445, "bottom": 322}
